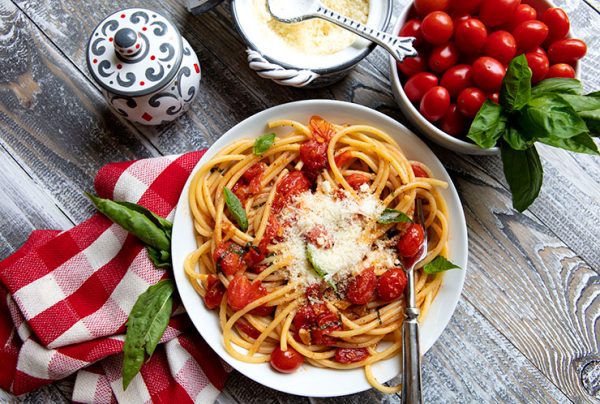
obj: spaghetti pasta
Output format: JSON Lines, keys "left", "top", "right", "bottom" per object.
{"left": 184, "top": 116, "right": 451, "bottom": 392}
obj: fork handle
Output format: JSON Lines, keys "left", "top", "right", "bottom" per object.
{"left": 401, "top": 308, "right": 422, "bottom": 404}
{"left": 313, "top": 6, "right": 418, "bottom": 62}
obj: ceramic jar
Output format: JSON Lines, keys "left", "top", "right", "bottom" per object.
{"left": 86, "top": 8, "right": 201, "bottom": 125}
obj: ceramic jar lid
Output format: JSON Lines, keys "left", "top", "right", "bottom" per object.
{"left": 87, "top": 8, "right": 183, "bottom": 97}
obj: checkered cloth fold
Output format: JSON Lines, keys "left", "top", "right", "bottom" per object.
{"left": 0, "top": 152, "right": 229, "bottom": 403}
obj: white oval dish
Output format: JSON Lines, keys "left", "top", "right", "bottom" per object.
{"left": 171, "top": 100, "right": 468, "bottom": 397}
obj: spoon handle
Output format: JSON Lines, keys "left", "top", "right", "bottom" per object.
{"left": 313, "top": 5, "right": 417, "bottom": 62}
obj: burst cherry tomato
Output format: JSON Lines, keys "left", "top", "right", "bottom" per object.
{"left": 404, "top": 72, "right": 439, "bottom": 103}
{"left": 203, "top": 275, "right": 226, "bottom": 310}
{"left": 213, "top": 241, "right": 245, "bottom": 276}
{"left": 227, "top": 274, "right": 254, "bottom": 311}
{"left": 548, "top": 39, "right": 587, "bottom": 65}
{"left": 421, "top": 11, "right": 454, "bottom": 45}
{"left": 504, "top": 4, "right": 537, "bottom": 31}
{"left": 300, "top": 139, "right": 328, "bottom": 174}
{"left": 541, "top": 8, "right": 570, "bottom": 45}
{"left": 451, "top": 0, "right": 482, "bottom": 14}
{"left": 398, "top": 54, "right": 427, "bottom": 77}
{"left": 440, "top": 104, "right": 468, "bottom": 136}
{"left": 428, "top": 43, "right": 460, "bottom": 73}
{"left": 457, "top": 87, "right": 486, "bottom": 117}
{"left": 397, "top": 224, "right": 425, "bottom": 257}
{"left": 512, "top": 20, "right": 549, "bottom": 52}
{"left": 346, "top": 267, "right": 377, "bottom": 305}
{"left": 454, "top": 18, "right": 487, "bottom": 54}
{"left": 414, "top": 0, "right": 449, "bottom": 16}
{"left": 270, "top": 347, "right": 304, "bottom": 373}
{"left": 440, "top": 65, "right": 473, "bottom": 97}
{"left": 400, "top": 19, "right": 424, "bottom": 47}
{"left": 272, "top": 171, "right": 311, "bottom": 213}
{"left": 345, "top": 173, "right": 370, "bottom": 191}
{"left": 483, "top": 31, "right": 516, "bottom": 64}
{"left": 478, "top": 0, "right": 521, "bottom": 27}
{"left": 377, "top": 268, "right": 408, "bottom": 302}
{"left": 546, "top": 63, "right": 576, "bottom": 79}
{"left": 472, "top": 56, "right": 506, "bottom": 92}
{"left": 411, "top": 163, "right": 429, "bottom": 178}
{"left": 335, "top": 348, "right": 370, "bottom": 364}
{"left": 525, "top": 51, "right": 549, "bottom": 83}
{"left": 420, "top": 86, "right": 451, "bottom": 122}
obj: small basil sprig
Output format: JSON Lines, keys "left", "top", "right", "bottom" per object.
{"left": 306, "top": 244, "right": 337, "bottom": 292}
{"left": 467, "top": 55, "right": 599, "bottom": 212}
{"left": 423, "top": 256, "right": 461, "bottom": 275}
{"left": 377, "top": 208, "right": 413, "bottom": 224}
{"left": 253, "top": 133, "right": 276, "bottom": 156}
{"left": 224, "top": 187, "right": 248, "bottom": 231}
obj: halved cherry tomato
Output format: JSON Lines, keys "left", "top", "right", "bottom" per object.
{"left": 440, "top": 104, "right": 468, "bottom": 136}
{"left": 440, "top": 64, "right": 473, "bottom": 97}
{"left": 334, "top": 348, "right": 370, "bottom": 364}
{"left": 451, "top": 0, "right": 482, "bottom": 14}
{"left": 377, "top": 268, "right": 408, "bottom": 302}
{"left": 478, "top": 0, "right": 521, "bottom": 27}
{"left": 204, "top": 274, "right": 226, "bottom": 310}
{"left": 504, "top": 4, "right": 536, "bottom": 31}
{"left": 513, "top": 20, "right": 549, "bottom": 52}
{"left": 411, "top": 163, "right": 429, "bottom": 178}
{"left": 546, "top": 63, "right": 575, "bottom": 79}
{"left": 421, "top": 11, "right": 454, "bottom": 45}
{"left": 483, "top": 31, "right": 516, "bottom": 65}
{"left": 548, "top": 39, "right": 587, "bottom": 65}
{"left": 345, "top": 173, "right": 370, "bottom": 191}
{"left": 415, "top": 0, "right": 449, "bottom": 16}
{"left": 541, "top": 8, "right": 570, "bottom": 45}
{"left": 346, "top": 267, "right": 377, "bottom": 305}
{"left": 428, "top": 43, "right": 460, "bottom": 73}
{"left": 400, "top": 19, "right": 424, "bottom": 47}
{"left": 457, "top": 87, "right": 487, "bottom": 118}
{"left": 525, "top": 51, "right": 549, "bottom": 83}
{"left": 420, "top": 86, "right": 451, "bottom": 122}
{"left": 404, "top": 72, "right": 439, "bottom": 103}
{"left": 397, "top": 224, "right": 425, "bottom": 257}
{"left": 272, "top": 171, "right": 311, "bottom": 213}
{"left": 312, "top": 312, "right": 342, "bottom": 345}
{"left": 472, "top": 56, "right": 506, "bottom": 92}
{"left": 398, "top": 54, "right": 427, "bottom": 77}
{"left": 213, "top": 241, "right": 245, "bottom": 276}
{"left": 270, "top": 347, "right": 304, "bottom": 373}
{"left": 454, "top": 18, "right": 487, "bottom": 54}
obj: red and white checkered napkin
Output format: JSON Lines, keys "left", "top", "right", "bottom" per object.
{"left": 0, "top": 151, "right": 230, "bottom": 403}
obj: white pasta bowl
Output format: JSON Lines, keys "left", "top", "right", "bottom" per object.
{"left": 171, "top": 100, "right": 468, "bottom": 397}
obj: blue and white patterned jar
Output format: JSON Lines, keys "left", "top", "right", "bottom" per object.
{"left": 86, "top": 8, "right": 201, "bottom": 125}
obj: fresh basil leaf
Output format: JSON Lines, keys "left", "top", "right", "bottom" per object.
{"left": 123, "top": 279, "right": 174, "bottom": 390}
{"left": 531, "top": 78, "right": 583, "bottom": 98}
{"left": 588, "top": 91, "right": 600, "bottom": 98}
{"left": 377, "top": 208, "right": 413, "bottom": 224}
{"left": 146, "top": 246, "right": 172, "bottom": 268}
{"left": 500, "top": 55, "right": 531, "bottom": 111}
{"left": 306, "top": 244, "right": 337, "bottom": 292}
{"left": 253, "top": 133, "right": 276, "bottom": 156}
{"left": 115, "top": 201, "right": 173, "bottom": 232}
{"left": 500, "top": 142, "right": 543, "bottom": 212}
{"left": 423, "top": 256, "right": 461, "bottom": 274}
{"left": 503, "top": 125, "right": 535, "bottom": 150}
{"left": 467, "top": 100, "right": 507, "bottom": 149}
{"left": 223, "top": 187, "right": 248, "bottom": 231}
{"left": 538, "top": 133, "right": 600, "bottom": 155}
{"left": 558, "top": 94, "right": 600, "bottom": 113}
{"left": 521, "top": 94, "right": 588, "bottom": 139}
{"left": 580, "top": 110, "right": 600, "bottom": 136}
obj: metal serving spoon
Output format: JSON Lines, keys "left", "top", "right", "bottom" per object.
{"left": 267, "top": 0, "right": 418, "bottom": 63}
{"left": 401, "top": 199, "right": 427, "bottom": 404}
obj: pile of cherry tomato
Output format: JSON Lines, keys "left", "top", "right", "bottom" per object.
{"left": 398, "top": 0, "right": 587, "bottom": 137}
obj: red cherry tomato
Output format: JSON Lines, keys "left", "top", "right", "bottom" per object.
{"left": 227, "top": 274, "right": 254, "bottom": 311}
{"left": 512, "top": 20, "right": 549, "bottom": 52}
{"left": 530, "top": 46, "right": 546, "bottom": 57}
{"left": 541, "top": 8, "right": 570, "bottom": 45}
{"left": 548, "top": 39, "right": 587, "bottom": 65}
{"left": 270, "top": 347, "right": 304, "bottom": 373}
{"left": 479, "top": 0, "right": 521, "bottom": 27}
{"left": 525, "top": 52, "right": 550, "bottom": 84}
{"left": 397, "top": 54, "right": 427, "bottom": 77}
{"left": 400, "top": 19, "right": 424, "bottom": 47}
{"left": 452, "top": 12, "right": 471, "bottom": 26}
{"left": 440, "top": 104, "right": 468, "bottom": 136}
{"left": 440, "top": 64, "right": 473, "bottom": 97}
{"left": 428, "top": 43, "right": 460, "bottom": 73}
{"left": 488, "top": 92, "right": 500, "bottom": 104}
{"left": 421, "top": 11, "right": 454, "bottom": 45}
{"left": 272, "top": 171, "right": 311, "bottom": 213}
{"left": 213, "top": 241, "right": 245, "bottom": 276}
{"left": 377, "top": 268, "right": 408, "bottom": 302}
{"left": 483, "top": 31, "right": 516, "bottom": 65}
{"left": 451, "top": 0, "right": 482, "bottom": 14}
{"left": 420, "top": 86, "right": 451, "bottom": 122}
{"left": 404, "top": 72, "right": 439, "bottom": 103}
{"left": 546, "top": 63, "right": 576, "bottom": 79}
{"left": 472, "top": 56, "right": 506, "bottom": 92}
{"left": 411, "top": 163, "right": 429, "bottom": 178}
{"left": 455, "top": 18, "right": 487, "bottom": 54}
{"left": 334, "top": 348, "right": 370, "bottom": 364}
{"left": 397, "top": 224, "right": 425, "bottom": 257}
{"left": 346, "top": 267, "right": 377, "bottom": 305}
{"left": 414, "top": 0, "right": 449, "bottom": 17}
{"left": 345, "top": 173, "right": 370, "bottom": 191}
{"left": 300, "top": 139, "right": 328, "bottom": 173}
{"left": 203, "top": 275, "right": 226, "bottom": 310}
{"left": 504, "top": 4, "right": 537, "bottom": 31}
{"left": 457, "top": 87, "right": 487, "bottom": 118}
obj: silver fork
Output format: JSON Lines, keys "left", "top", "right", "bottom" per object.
{"left": 401, "top": 199, "right": 427, "bottom": 404}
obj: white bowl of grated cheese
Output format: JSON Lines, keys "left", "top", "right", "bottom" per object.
{"left": 231, "top": 0, "right": 393, "bottom": 88}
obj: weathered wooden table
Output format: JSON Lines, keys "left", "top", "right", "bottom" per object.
{"left": 1, "top": 0, "right": 598, "bottom": 402}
